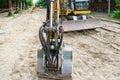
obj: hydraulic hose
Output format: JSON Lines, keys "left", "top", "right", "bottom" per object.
{"left": 39, "top": 25, "right": 52, "bottom": 64}
{"left": 53, "top": 26, "right": 63, "bottom": 64}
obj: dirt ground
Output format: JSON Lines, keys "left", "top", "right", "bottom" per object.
{"left": 0, "top": 9, "right": 120, "bottom": 80}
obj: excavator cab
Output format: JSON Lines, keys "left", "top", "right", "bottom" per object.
{"left": 74, "top": 0, "right": 90, "bottom": 10}
{"left": 73, "top": 0, "right": 91, "bottom": 15}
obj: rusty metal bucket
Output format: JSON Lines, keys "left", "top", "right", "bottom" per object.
{"left": 62, "top": 19, "right": 105, "bottom": 32}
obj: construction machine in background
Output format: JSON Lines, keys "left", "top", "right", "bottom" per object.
{"left": 37, "top": 0, "right": 103, "bottom": 79}
{"left": 61, "top": 0, "right": 103, "bottom": 32}
{"left": 60, "top": 0, "right": 91, "bottom": 18}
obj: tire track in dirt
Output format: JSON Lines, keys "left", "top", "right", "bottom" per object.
{"left": 95, "top": 27, "right": 120, "bottom": 51}
{"left": 88, "top": 33, "right": 120, "bottom": 51}
{"left": 64, "top": 25, "right": 120, "bottom": 80}
{"left": 84, "top": 29, "right": 120, "bottom": 59}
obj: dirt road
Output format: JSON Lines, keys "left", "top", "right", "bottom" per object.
{"left": 0, "top": 9, "right": 120, "bottom": 80}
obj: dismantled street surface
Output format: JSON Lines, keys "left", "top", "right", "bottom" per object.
{"left": 0, "top": 9, "right": 120, "bottom": 80}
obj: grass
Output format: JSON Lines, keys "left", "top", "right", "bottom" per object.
{"left": 7, "top": 9, "right": 25, "bottom": 17}
{"left": 7, "top": 11, "right": 14, "bottom": 17}
{"left": 14, "top": 9, "right": 24, "bottom": 14}
{"left": 91, "top": 13, "right": 120, "bottom": 21}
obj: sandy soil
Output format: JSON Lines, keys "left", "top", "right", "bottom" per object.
{"left": 0, "top": 9, "right": 120, "bottom": 80}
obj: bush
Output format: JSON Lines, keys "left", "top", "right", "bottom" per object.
{"left": 112, "top": 10, "right": 120, "bottom": 19}
{"left": 14, "top": 9, "right": 23, "bottom": 14}
{"left": 7, "top": 11, "right": 14, "bottom": 16}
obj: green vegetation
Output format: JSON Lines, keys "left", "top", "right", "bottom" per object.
{"left": 0, "top": 0, "right": 7, "bottom": 8}
{"left": 35, "top": 0, "right": 46, "bottom": 7}
{"left": 116, "top": 0, "right": 120, "bottom": 6}
{"left": 25, "top": 0, "right": 33, "bottom": 8}
{"left": 112, "top": 0, "right": 120, "bottom": 19}
{"left": 8, "top": 11, "right": 14, "bottom": 16}
{"left": 0, "top": 0, "right": 33, "bottom": 16}
{"left": 0, "top": 0, "right": 32, "bottom": 8}
{"left": 16, "top": 0, "right": 33, "bottom": 9}
{"left": 113, "top": 10, "right": 120, "bottom": 19}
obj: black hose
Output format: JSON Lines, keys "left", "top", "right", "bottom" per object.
{"left": 53, "top": 26, "right": 63, "bottom": 64}
{"left": 46, "top": 0, "right": 50, "bottom": 20}
{"left": 39, "top": 25, "right": 52, "bottom": 64}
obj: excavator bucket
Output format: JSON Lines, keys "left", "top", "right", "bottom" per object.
{"left": 37, "top": 45, "right": 72, "bottom": 80}
{"left": 63, "top": 19, "right": 105, "bottom": 32}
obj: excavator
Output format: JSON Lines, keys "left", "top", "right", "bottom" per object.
{"left": 37, "top": 0, "right": 103, "bottom": 79}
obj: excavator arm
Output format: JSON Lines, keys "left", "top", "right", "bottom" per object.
{"left": 37, "top": 0, "right": 72, "bottom": 79}
{"left": 39, "top": 0, "right": 63, "bottom": 68}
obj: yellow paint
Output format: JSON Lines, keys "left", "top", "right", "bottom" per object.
{"left": 74, "top": 10, "right": 91, "bottom": 15}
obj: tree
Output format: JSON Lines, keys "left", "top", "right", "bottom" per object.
{"left": 0, "top": 0, "right": 7, "bottom": 8}
{"left": 0, "top": 0, "right": 33, "bottom": 15}
{"left": 8, "top": 0, "right": 13, "bottom": 15}
{"left": 36, "top": 0, "right": 46, "bottom": 7}
{"left": 16, "top": 0, "right": 20, "bottom": 11}
{"left": 25, "top": 0, "right": 33, "bottom": 8}
{"left": 23, "top": 0, "right": 26, "bottom": 9}
{"left": 116, "top": 0, "right": 120, "bottom": 6}
{"left": 17, "top": 0, "right": 22, "bottom": 10}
